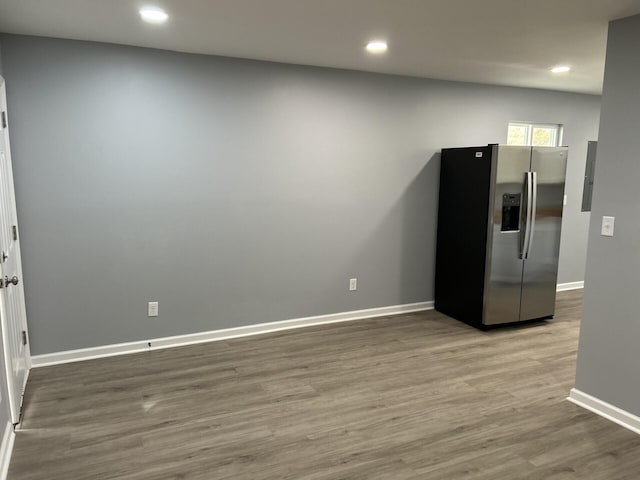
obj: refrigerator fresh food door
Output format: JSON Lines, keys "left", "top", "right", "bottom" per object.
{"left": 483, "top": 145, "right": 531, "bottom": 325}
{"left": 520, "top": 147, "right": 568, "bottom": 321}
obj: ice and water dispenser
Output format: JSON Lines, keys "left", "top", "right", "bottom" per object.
{"left": 501, "top": 193, "right": 521, "bottom": 232}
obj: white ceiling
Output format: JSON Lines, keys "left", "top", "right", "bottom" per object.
{"left": 1, "top": 0, "right": 639, "bottom": 94}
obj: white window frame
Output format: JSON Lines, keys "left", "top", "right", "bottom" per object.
{"left": 507, "top": 122, "right": 564, "bottom": 147}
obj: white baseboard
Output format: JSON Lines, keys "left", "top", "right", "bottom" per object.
{"left": 29, "top": 283, "right": 584, "bottom": 368}
{"left": 31, "top": 300, "right": 434, "bottom": 368}
{"left": 557, "top": 281, "right": 584, "bottom": 292}
{"left": 0, "top": 422, "right": 14, "bottom": 480}
{"left": 567, "top": 388, "right": 640, "bottom": 436}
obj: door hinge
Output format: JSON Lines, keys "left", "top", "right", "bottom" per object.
{"left": 21, "top": 331, "right": 27, "bottom": 346}
{"left": 1, "top": 112, "right": 6, "bottom": 129}
{"left": 12, "top": 225, "right": 17, "bottom": 241}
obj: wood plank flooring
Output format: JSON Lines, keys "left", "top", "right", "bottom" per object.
{"left": 9, "top": 290, "right": 640, "bottom": 479}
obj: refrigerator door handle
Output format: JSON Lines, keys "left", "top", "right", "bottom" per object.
{"left": 526, "top": 171, "right": 538, "bottom": 259}
{"left": 521, "top": 171, "right": 533, "bottom": 259}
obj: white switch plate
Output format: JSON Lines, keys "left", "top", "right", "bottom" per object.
{"left": 148, "top": 301, "right": 159, "bottom": 317}
{"left": 349, "top": 278, "right": 357, "bottom": 291}
{"left": 563, "top": 195, "right": 568, "bottom": 206}
{"left": 601, "top": 216, "right": 615, "bottom": 237}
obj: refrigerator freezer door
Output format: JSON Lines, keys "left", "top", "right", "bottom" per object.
{"left": 520, "top": 147, "right": 568, "bottom": 321}
{"left": 483, "top": 146, "right": 530, "bottom": 325}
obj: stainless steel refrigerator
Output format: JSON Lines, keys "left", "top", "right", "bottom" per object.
{"left": 434, "top": 144, "right": 568, "bottom": 328}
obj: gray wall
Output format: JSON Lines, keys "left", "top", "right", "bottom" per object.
{"left": 575, "top": 14, "right": 640, "bottom": 416}
{"left": 0, "top": 35, "right": 600, "bottom": 355}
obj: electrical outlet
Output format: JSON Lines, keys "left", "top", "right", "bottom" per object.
{"left": 148, "top": 301, "right": 159, "bottom": 317}
{"left": 349, "top": 278, "right": 357, "bottom": 291}
{"left": 601, "top": 216, "right": 615, "bottom": 237}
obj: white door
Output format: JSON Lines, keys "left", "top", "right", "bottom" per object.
{"left": 0, "top": 78, "right": 31, "bottom": 425}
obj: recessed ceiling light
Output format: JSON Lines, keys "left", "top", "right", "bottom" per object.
{"left": 139, "top": 7, "right": 169, "bottom": 24}
{"left": 366, "top": 41, "right": 388, "bottom": 54}
{"left": 551, "top": 65, "right": 571, "bottom": 73}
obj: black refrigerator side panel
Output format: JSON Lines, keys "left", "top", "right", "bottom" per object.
{"left": 434, "top": 146, "right": 493, "bottom": 327}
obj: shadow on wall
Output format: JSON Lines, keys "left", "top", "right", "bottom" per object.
{"left": 402, "top": 152, "right": 441, "bottom": 303}
{"left": 346, "top": 152, "right": 440, "bottom": 306}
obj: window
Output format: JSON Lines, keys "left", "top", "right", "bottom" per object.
{"left": 507, "top": 122, "right": 563, "bottom": 147}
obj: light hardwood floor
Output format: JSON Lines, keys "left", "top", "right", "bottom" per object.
{"left": 8, "top": 290, "right": 640, "bottom": 479}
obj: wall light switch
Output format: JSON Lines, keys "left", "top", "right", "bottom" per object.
{"left": 563, "top": 195, "right": 568, "bottom": 206}
{"left": 148, "top": 301, "right": 159, "bottom": 317}
{"left": 601, "top": 216, "right": 615, "bottom": 237}
{"left": 349, "top": 278, "right": 357, "bottom": 291}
